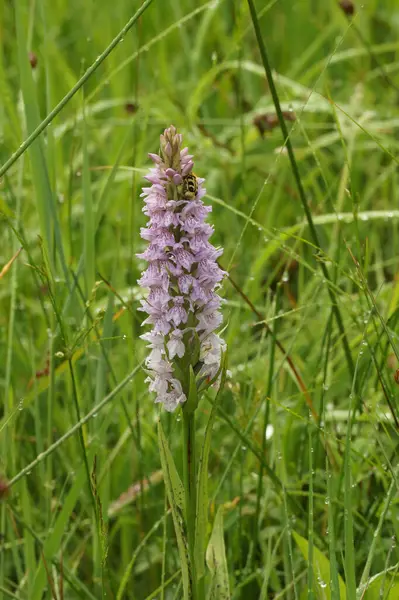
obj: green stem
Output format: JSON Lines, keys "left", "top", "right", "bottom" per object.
{"left": 182, "top": 410, "right": 198, "bottom": 600}
{"left": 252, "top": 284, "right": 280, "bottom": 564}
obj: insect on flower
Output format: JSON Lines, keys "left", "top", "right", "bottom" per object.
{"left": 182, "top": 173, "right": 198, "bottom": 199}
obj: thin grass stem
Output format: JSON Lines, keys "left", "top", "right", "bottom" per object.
{"left": 252, "top": 283, "right": 280, "bottom": 564}
{"left": 182, "top": 410, "right": 198, "bottom": 600}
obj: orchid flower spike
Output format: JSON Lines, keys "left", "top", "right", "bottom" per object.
{"left": 137, "top": 126, "right": 226, "bottom": 412}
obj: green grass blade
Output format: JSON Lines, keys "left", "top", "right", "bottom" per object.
{"left": 253, "top": 287, "right": 279, "bottom": 562}
{"left": 195, "top": 354, "right": 227, "bottom": 579}
{"left": 293, "top": 532, "right": 346, "bottom": 600}
{"left": 158, "top": 420, "right": 192, "bottom": 600}
{"left": 82, "top": 110, "right": 95, "bottom": 297}
{"left": 8, "top": 509, "right": 97, "bottom": 599}
{"left": 0, "top": 585, "right": 20, "bottom": 600}
{"left": 30, "top": 450, "right": 95, "bottom": 600}
{"left": 343, "top": 400, "right": 356, "bottom": 600}
{"left": 307, "top": 424, "right": 315, "bottom": 600}
{"left": 327, "top": 458, "right": 342, "bottom": 600}
{"left": 20, "top": 479, "right": 35, "bottom": 596}
{"left": 116, "top": 512, "right": 167, "bottom": 600}
{"left": 357, "top": 474, "right": 398, "bottom": 599}
{"left": 14, "top": 0, "right": 53, "bottom": 265}
{"left": 206, "top": 506, "right": 230, "bottom": 600}
{"left": 362, "top": 571, "right": 399, "bottom": 600}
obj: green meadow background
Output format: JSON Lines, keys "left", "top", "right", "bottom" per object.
{"left": 1, "top": 0, "right": 399, "bottom": 598}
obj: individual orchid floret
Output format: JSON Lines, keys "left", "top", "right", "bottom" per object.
{"left": 137, "top": 126, "right": 226, "bottom": 412}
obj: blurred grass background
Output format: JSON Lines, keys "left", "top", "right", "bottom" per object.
{"left": 1, "top": 0, "right": 399, "bottom": 598}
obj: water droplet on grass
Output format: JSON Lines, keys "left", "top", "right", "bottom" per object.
{"left": 318, "top": 577, "right": 327, "bottom": 589}
{"left": 265, "top": 424, "right": 274, "bottom": 440}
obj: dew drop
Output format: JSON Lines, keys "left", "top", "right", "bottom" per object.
{"left": 265, "top": 424, "right": 274, "bottom": 440}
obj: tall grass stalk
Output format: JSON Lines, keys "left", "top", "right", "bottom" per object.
{"left": 182, "top": 410, "right": 198, "bottom": 599}
{"left": 246, "top": 0, "right": 355, "bottom": 380}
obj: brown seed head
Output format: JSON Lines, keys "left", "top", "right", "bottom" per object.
{"left": 125, "top": 102, "right": 138, "bottom": 114}
{"left": 253, "top": 111, "right": 296, "bottom": 137}
{"left": 29, "top": 51, "right": 38, "bottom": 69}
{"left": 0, "top": 477, "right": 10, "bottom": 500}
{"left": 339, "top": 0, "right": 355, "bottom": 17}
